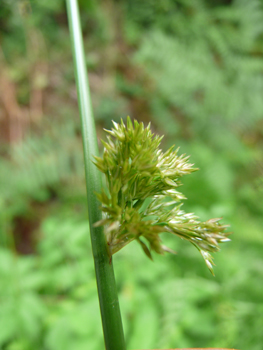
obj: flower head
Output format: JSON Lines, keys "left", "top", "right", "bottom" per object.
{"left": 94, "top": 117, "right": 230, "bottom": 274}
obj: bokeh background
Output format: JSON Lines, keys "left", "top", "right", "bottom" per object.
{"left": 1, "top": 0, "right": 263, "bottom": 349}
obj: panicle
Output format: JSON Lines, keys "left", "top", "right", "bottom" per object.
{"left": 93, "top": 117, "right": 231, "bottom": 274}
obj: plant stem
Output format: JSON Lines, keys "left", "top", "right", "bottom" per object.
{"left": 65, "top": 1, "right": 126, "bottom": 349}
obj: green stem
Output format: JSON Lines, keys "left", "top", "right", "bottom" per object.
{"left": 65, "top": 1, "right": 126, "bottom": 349}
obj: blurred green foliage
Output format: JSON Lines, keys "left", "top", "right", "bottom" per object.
{"left": 0, "top": 0, "right": 263, "bottom": 349}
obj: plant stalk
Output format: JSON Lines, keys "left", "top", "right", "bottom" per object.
{"left": 65, "top": 1, "right": 126, "bottom": 349}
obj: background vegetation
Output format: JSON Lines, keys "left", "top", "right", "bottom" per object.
{"left": 0, "top": 0, "right": 263, "bottom": 349}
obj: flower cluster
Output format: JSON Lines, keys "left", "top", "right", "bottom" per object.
{"left": 94, "top": 117, "right": 230, "bottom": 274}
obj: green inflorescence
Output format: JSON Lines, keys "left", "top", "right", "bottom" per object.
{"left": 94, "top": 117, "right": 230, "bottom": 274}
